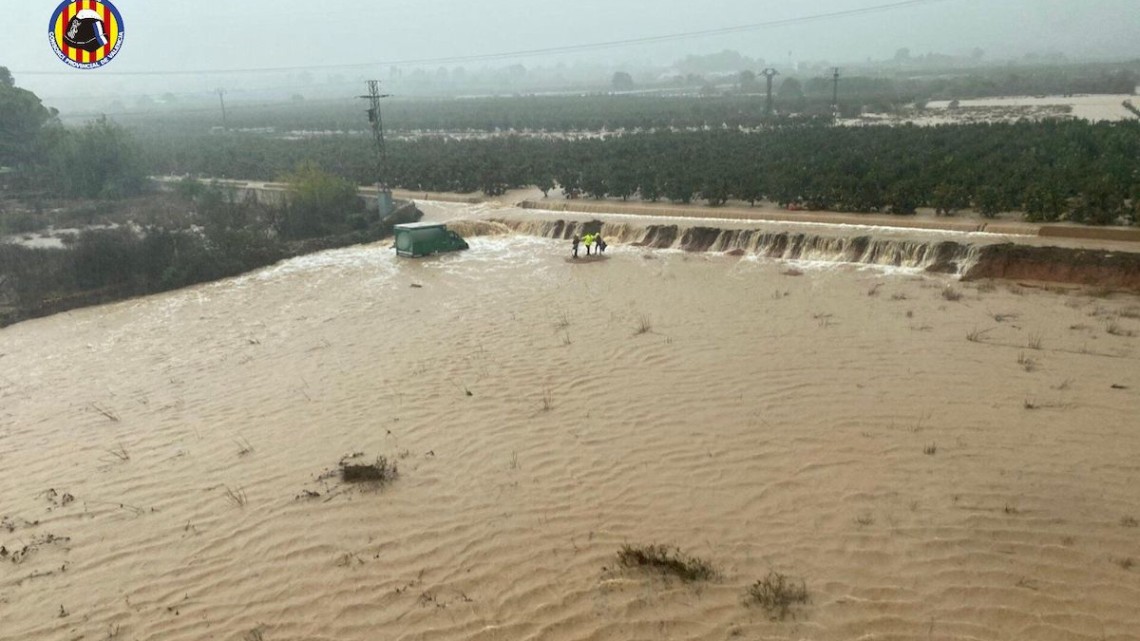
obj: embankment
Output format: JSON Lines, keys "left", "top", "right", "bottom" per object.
{"left": 0, "top": 203, "right": 423, "bottom": 328}
{"left": 520, "top": 200, "right": 1140, "bottom": 242}
{"left": 521, "top": 200, "right": 1003, "bottom": 234}
{"left": 484, "top": 217, "right": 1140, "bottom": 290}
{"left": 965, "top": 244, "right": 1140, "bottom": 290}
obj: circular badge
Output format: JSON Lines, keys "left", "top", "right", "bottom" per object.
{"left": 48, "top": 0, "right": 125, "bottom": 69}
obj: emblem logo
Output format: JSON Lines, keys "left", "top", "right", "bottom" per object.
{"left": 49, "top": 0, "right": 125, "bottom": 69}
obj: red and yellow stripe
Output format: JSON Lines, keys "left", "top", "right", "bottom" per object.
{"left": 54, "top": 1, "right": 118, "bottom": 64}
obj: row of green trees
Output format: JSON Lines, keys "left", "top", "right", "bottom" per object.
{"left": 142, "top": 119, "right": 1140, "bottom": 225}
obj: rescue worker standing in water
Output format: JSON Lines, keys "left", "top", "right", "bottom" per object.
{"left": 571, "top": 234, "right": 581, "bottom": 259}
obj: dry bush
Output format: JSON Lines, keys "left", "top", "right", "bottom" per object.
{"left": 106, "top": 443, "right": 130, "bottom": 462}
{"left": 634, "top": 314, "right": 653, "bottom": 335}
{"left": 1106, "top": 319, "right": 1134, "bottom": 337}
{"left": 966, "top": 327, "right": 992, "bottom": 343}
{"left": 616, "top": 544, "right": 717, "bottom": 582}
{"left": 341, "top": 456, "right": 398, "bottom": 484}
{"left": 223, "top": 486, "right": 247, "bottom": 507}
{"left": 235, "top": 437, "right": 254, "bottom": 457}
{"left": 90, "top": 402, "right": 121, "bottom": 422}
{"left": 1017, "top": 352, "right": 1037, "bottom": 372}
{"left": 746, "top": 571, "right": 809, "bottom": 620}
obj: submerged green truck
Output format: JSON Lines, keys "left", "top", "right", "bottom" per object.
{"left": 393, "top": 222, "right": 469, "bottom": 258}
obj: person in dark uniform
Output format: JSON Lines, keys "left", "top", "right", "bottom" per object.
{"left": 596, "top": 233, "right": 607, "bottom": 254}
{"left": 571, "top": 234, "right": 581, "bottom": 259}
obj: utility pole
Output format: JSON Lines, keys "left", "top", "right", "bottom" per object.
{"left": 832, "top": 68, "right": 840, "bottom": 109}
{"left": 358, "top": 80, "right": 393, "bottom": 219}
{"left": 761, "top": 68, "right": 780, "bottom": 116}
{"left": 216, "top": 89, "right": 228, "bottom": 131}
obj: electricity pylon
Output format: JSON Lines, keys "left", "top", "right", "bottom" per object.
{"left": 359, "top": 80, "right": 393, "bottom": 218}
{"left": 832, "top": 67, "right": 840, "bottom": 109}
{"left": 761, "top": 68, "right": 779, "bottom": 115}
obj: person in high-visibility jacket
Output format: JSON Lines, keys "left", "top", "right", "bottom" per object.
{"left": 583, "top": 233, "right": 595, "bottom": 256}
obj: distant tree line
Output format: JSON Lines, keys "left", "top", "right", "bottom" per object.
{"left": 142, "top": 119, "right": 1140, "bottom": 225}
{"left": 101, "top": 62, "right": 1138, "bottom": 136}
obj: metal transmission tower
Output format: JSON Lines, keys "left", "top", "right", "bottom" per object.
{"left": 832, "top": 68, "right": 840, "bottom": 109}
{"left": 359, "top": 80, "right": 394, "bottom": 218}
{"left": 216, "top": 89, "right": 228, "bottom": 130}
{"left": 761, "top": 68, "right": 780, "bottom": 115}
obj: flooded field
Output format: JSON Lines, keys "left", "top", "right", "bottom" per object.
{"left": 2, "top": 204, "right": 1139, "bottom": 641}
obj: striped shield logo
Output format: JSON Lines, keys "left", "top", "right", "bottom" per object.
{"left": 49, "top": 0, "right": 125, "bottom": 69}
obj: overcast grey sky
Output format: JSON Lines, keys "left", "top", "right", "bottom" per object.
{"left": 4, "top": 0, "right": 1139, "bottom": 99}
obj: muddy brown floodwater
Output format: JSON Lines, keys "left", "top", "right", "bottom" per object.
{"left": 1, "top": 202, "right": 1139, "bottom": 641}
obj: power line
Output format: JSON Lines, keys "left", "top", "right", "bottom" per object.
{"left": 15, "top": 0, "right": 954, "bottom": 77}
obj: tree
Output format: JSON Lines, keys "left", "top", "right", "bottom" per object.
{"left": 777, "top": 78, "right": 805, "bottom": 110}
{"left": 1070, "top": 178, "right": 1126, "bottom": 225}
{"left": 931, "top": 183, "right": 968, "bottom": 216}
{"left": 974, "top": 185, "right": 1005, "bottom": 219}
{"left": 1023, "top": 183, "right": 1065, "bottom": 222}
{"left": 0, "top": 67, "right": 54, "bottom": 166}
{"left": 738, "top": 70, "right": 760, "bottom": 93}
{"left": 557, "top": 169, "right": 581, "bottom": 199}
{"left": 38, "top": 117, "right": 146, "bottom": 198}
{"left": 278, "top": 163, "right": 361, "bottom": 239}
{"left": 701, "top": 173, "right": 730, "bottom": 206}
{"left": 885, "top": 181, "right": 921, "bottom": 215}
{"left": 580, "top": 162, "right": 608, "bottom": 199}
{"left": 531, "top": 161, "right": 555, "bottom": 197}
{"left": 611, "top": 72, "right": 634, "bottom": 91}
